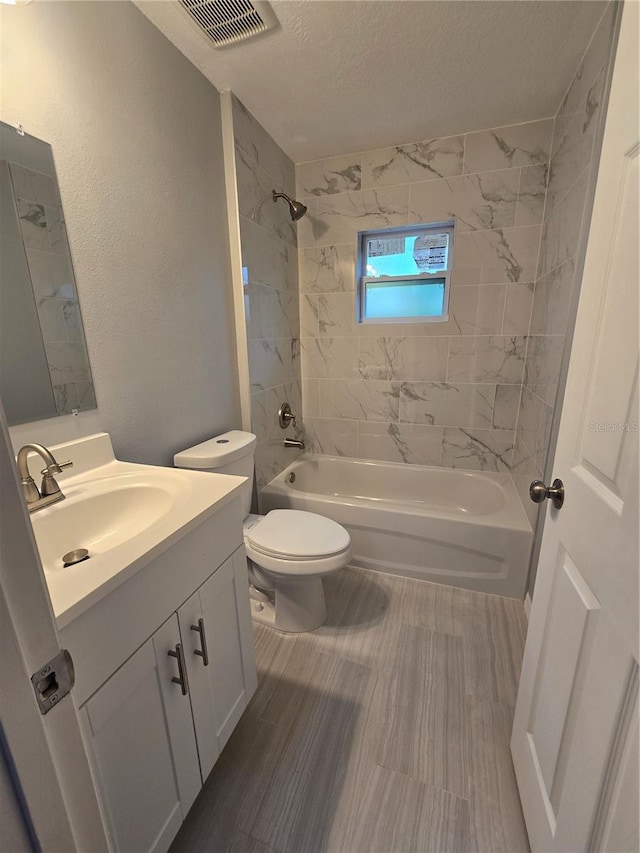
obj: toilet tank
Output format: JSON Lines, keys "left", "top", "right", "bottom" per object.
{"left": 174, "top": 430, "right": 256, "bottom": 517}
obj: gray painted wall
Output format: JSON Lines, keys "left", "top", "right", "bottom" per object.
{"left": 0, "top": 1, "right": 240, "bottom": 465}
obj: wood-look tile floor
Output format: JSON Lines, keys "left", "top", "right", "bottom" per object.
{"left": 170, "top": 567, "right": 530, "bottom": 853}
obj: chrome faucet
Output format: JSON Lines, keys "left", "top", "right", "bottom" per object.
{"left": 17, "top": 443, "right": 73, "bottom": 513}
{"left": 284, "top": 437, "right": 305, "bottom": 450}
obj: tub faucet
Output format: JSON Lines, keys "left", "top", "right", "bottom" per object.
{"left": 284, "top": 437, "right": 305, "bottom": 450}
{"left": 16, "top": 443, "right": 73, "bottom": 513}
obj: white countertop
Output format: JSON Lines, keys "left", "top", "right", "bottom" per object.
{"left": 26, "top": 434, "right": 246, "bottom": 628}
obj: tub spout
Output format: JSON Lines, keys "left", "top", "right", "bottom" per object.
{"left": 284, "top": 438, "right": 305, "bottom": 450}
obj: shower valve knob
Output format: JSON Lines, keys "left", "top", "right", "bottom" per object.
{"left": 278, "top": 402, "right": 296, "bottom": 429}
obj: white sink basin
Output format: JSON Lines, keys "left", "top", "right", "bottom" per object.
{"left": 32, "top": 483, "right": 173, "bottom": 573}
{"left": 25, "top": 433, "right": 247, "bottom": 627}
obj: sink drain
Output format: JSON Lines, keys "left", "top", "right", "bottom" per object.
{"left": 62, "top": 548, "right": 90, "bottom": 567}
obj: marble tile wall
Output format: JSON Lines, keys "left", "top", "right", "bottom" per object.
{"left": 511, "top": 2, "right": 617, "bottom": 538}
{"left": 10, "top": 163, "right": 95, "bottom": 415}
{"left": 230, "top": 0, "right": 616, "bottom": 513}
{"left": 232, "top": 96, "right": 303, "bottom": 499}
{"left": 296, "top": 119, "right": 553, "bottom": 473}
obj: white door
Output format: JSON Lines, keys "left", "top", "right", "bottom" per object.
{"left": 511, "top": 4, "right": 639, "bottom": 851}
{"left": 0, "top": 405, "right": 109, "bottom": 852}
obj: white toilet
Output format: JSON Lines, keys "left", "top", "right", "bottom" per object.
{"left": 174, "top": 431, "right": 352, "bottom": 633}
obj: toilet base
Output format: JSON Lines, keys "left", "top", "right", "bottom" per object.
{"left": 250, "top": 575, "right": 327, "bottom": 633}
{"left": 250, "top": 596, "right": 277, "bottom": 628}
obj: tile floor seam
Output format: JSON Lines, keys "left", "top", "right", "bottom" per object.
{"left": 373, "top": 760, "right": 472, "bottom": 805}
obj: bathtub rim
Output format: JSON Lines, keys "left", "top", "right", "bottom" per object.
{"left": 263, "top": 452, "right": 532, "bottom": 534}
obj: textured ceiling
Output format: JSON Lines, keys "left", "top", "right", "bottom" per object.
{"left": 134, "top": 0, "right": 606, "bottom": 163}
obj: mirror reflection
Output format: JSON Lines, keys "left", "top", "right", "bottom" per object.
{"left": 0, "top": 121, "right": 96, "bottom": 426}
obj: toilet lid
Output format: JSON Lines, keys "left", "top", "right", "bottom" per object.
{"left": 246, "top": 510, "right": 350, "bottom": 559}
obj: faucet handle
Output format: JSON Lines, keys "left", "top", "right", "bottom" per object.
{"left": 41, "top": 459, "right": 73, "bottom": 477}
{"left": 40, "top": 460, "right": 73, "bottom": 497}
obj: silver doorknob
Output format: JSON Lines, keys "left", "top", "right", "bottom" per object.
{"left": 529, "top": 478, "right": 565, "bottom": 509}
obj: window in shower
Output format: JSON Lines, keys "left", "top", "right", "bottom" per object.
{"left": 357, "top": 221, "right": 454, "bottom": 323}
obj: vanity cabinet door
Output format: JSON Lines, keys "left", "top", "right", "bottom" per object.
{"left": 82, "top": 615, "right": 201, "bottom": 853}
{"left": 178, "top": 547, "right": 257, "bottom": 779}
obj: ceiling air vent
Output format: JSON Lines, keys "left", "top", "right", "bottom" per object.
{"left": 177, "top": 0, "right": 278, "bottom": 49}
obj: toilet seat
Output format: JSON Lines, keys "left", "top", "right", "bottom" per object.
{"left": 246, "top": 510, "right": 351, "bottom": 560}
{"left": 244, "top": 510, "right": 352, "bottom": 578}
{"left": 245, "top": 540, "right": 351, "bottom": 577}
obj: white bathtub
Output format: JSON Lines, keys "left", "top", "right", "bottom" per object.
{"left": 261, "top": 454, "right": 533, "bottom": 598}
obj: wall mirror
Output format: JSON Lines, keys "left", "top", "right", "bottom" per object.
{"left": 0, "top": 121, "right": 96, "bottom": 426}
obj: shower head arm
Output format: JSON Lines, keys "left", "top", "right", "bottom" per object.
{"left": 272, "top": 190, "right": 293, "bottom": 204}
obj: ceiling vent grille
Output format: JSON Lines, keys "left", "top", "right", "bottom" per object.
{"left": 177, "top": 0, "right": 278, "bottom": 49}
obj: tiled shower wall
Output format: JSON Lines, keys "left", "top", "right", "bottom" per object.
{"left": 512, "top": 3, "right": 618, "bottom": 531}
{"left": 296, "top": 120, "right": 552, "bottom": 470}
{"left": 232, "top": 96, "right": 303, "bottom": 495}
{"left": 233, "top": 0, "right": 615, "bottom": 502}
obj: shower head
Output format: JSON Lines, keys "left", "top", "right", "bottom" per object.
{"left": 272, "top": 190, "right": 308, "bottom": 221}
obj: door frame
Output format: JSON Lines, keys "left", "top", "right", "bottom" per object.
{"left": 525, "top": 1, "right": 622, "bottom": 594}
{"left": 0, "top": 401, "right": 109, "bottom": 852}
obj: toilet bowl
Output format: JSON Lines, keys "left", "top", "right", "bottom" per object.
{"left": 243, "top": 510, "right": 351, "bottom": 631}
{"left": 174, "top": 431, "right": 352, "bottom": 633}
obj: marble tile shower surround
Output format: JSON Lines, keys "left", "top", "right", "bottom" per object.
{"left": 511, "top": 1, "right": 617, "bottom": 532}
{"left": 296, "top": 118, "right": 555, "bottom": 473}
{"left": 231, "top": 1, "right": 614, "bottom": 498}
{"left": 232, "top": 96, "right": 304, "bottom": 497}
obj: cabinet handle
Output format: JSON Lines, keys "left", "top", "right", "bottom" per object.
{"left": 168, "top": 643, "right": 189, "bottom": 695}
{"left": 191, "top": 618, "right": 209, "bottom": 667}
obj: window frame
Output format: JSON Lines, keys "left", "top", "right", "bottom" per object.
{"left": 357, "top": 221, "right": 455, "bottom": 324}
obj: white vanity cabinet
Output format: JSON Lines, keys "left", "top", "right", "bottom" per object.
{"left": 177, "top": 547, "right": 258, "bottom": 779}
{"left": 80, "top": 615, "right": 201, "bottom": 853}
{"left": 60, "top": 497, "right": 257, "bottom": 853}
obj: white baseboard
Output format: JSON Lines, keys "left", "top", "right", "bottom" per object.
{"left": 524, "top": 592, "right": 532, "bottom": 621}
